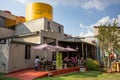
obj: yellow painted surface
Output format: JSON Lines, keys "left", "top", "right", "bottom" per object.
{"left": 16, "top": 16, "right": 25, "bottom": 24}
{"left": 6, "top": 16, "right": 25, "bottom": 27}
{"left": 26, "top": 2, "right": 53, "bottom": 21}
{"left": 5, "top": 18, "right": 16, "bottom": 27}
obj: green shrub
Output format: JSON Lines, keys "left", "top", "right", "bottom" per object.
{"left": 84, "top": 58, "right": 100, "bottom": 71}
{"left": 0, "top": 73, "right": 5, "bottom": 76}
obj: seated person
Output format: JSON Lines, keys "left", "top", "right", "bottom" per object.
{"left": 71, "top": 57, "right": 76, "bottom": 66}
{"left": 64, "top": 56, "right": 69, "bottom": 67}
{"left": 34, "top": 56, "right": 40, "bottom": 70}
{"left": 64, "top": 56, "right": 69, "bottom": 63}
{"left": 74, "top": 57, "right": 78, "bottom": 66}
{"left": 41, "top": 56, "right": 47, "bottom": 70}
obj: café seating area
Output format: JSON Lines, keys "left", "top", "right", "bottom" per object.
{"left": 38, "top": 60, "right": 80, "bottom": 71}
{"left": 39, "top": 61, "right": 56, "bottom": 70}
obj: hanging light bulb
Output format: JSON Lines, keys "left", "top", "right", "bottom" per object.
{"left": 76, "top": 46, "right": 79, "bottom": 50}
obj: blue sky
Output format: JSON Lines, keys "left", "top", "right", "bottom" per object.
{"left": 0, "top": 0, "right": 120, "bottom": 37}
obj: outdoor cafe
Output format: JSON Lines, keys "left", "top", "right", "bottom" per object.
{"left": 32, "top": 44, "right": 79, "bottom": 71}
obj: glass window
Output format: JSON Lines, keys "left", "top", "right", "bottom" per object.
{"left": 58, "top": 26, "right": 61, "bottom": 33}
{"left": 47, "top": 22, "right": 50, "bottom": 30}
{"left": 0, "top": 16, "right": 5, "bottom": 27}
{"left": 0, "top": 39, "right": 6, "bottom": 44}
{"left": 25, "top": 45, "right": 31, "bottom": 59}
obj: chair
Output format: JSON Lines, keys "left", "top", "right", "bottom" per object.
{"left": 53, "top": 61, "right": 56, "bottom": 65}
{"left": 78, "top": 60, "right": 81, "bottom": 66}
{"left": 111, "top": 62, "right": 117, "bottom": 72}
{"left": 40, "top": 62, "right": 44, "bottom": 70}
{"left": 48, "top": 61, "right": 56, "bottom": 70}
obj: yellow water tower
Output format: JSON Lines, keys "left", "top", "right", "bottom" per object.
{"left": 26, "top": 2, "right": 53, "bottom": 21}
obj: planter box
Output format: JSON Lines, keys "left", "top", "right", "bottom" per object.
{"left": 80, "top": 67, "right": 86, "bottom": 72}
{"left": 50, "top": 66, "right": 80, "bottom": 76}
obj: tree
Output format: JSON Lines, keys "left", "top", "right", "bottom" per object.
{"left": 97, "top": 21, "right": 120, "bottom": 70}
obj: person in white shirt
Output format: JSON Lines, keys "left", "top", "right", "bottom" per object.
{"left": 35, "top": 56, "right": 40, "bottom": 71}
{"left": 113, "top": 53, "right": 117, "bottom": 61}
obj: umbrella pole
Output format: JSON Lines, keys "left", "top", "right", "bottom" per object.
{"left": 45, "top": 51, "right": 47, "bottom": 71}
{"left": 67, "top": 52, "right": 69, "bottom": 58}
{"left": 45, "top": 51, "right": 47, "bottom": 59}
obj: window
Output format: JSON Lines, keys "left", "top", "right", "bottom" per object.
{"left": 58, "top": 26, "right": 61, "bottom": 33}
{"left": 0, "top": 16, "right": 5, "bottom": 27}
{"left": 0, "top": 39, "right": 6, "bottom": 44}
{"left": 47, "top": 22, "right": 50, "bottom": 30}
{"left": 25, "top": 45, "right": 31, "bottom": 59}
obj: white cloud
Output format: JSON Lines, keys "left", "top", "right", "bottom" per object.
{"left": 81, "top": 0, "right": 103, "bottom": 10}
{"left": 95, "top": 15, "right": 120, "bottom": 26}
{"left": 15, "top": 0, "right": 120, "bottom": 10}
{"left": 116, "top": 15, "right": 120, "bottom": 26}
{"left": 96, "top": 16, "right": 110, "bottom": 25}
{"left": 79, "top": 29, "right": 94, "bottom": 37}
{"left": 84, "top": 29, "right": 94, "bottom": 37}
{"left": 80, "top": 24, "right": 84, "bottom": 28}
{"left": 18, "top": 0, "right": 27, "bottom": 3}
{"left": 79, "top": 23, "right": 95, "bottom": 37}
{"left": 79, "top": 14, "right": 120, "bottom": 37}
{"left": 80, "top": 23, "right": 93, "bottom": 29}
{"left": 79, "top": 32, "right": 84, "bottom": 37}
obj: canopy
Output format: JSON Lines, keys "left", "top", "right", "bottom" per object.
{"left": 32, "top": 44, "right": 77, "bottom": 58}
{"left": 53, "top": 45, "right": 66, "bottom": 52}
{"left": 32, "top": 43, "right": 54, "bottom": 51}
{"left": 65, "top": 46, "right": 77, "bottom": 51}
{"left": 32, "top": 44, "right": 56, "bottom": 58}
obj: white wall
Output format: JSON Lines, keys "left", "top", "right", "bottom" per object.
{"left": 14, "top": 18, "right": 64, "bottom": 44}
{"left": 0, "top": 40, "right": 9, "bottom": 73}
{"left": 8, "top": 43, "right": 32, "bottom": 73}
{"left": 15, "top": 18, "right": 45, "bottom": 35}
{"left": 14, "top": 18, "right": 45, "bottom": 44}
{"left": 0, "top": 27, "right": 15, "bottom": 38}
{"left": 7, "top": 43, "right": 53, "bottom": 73}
